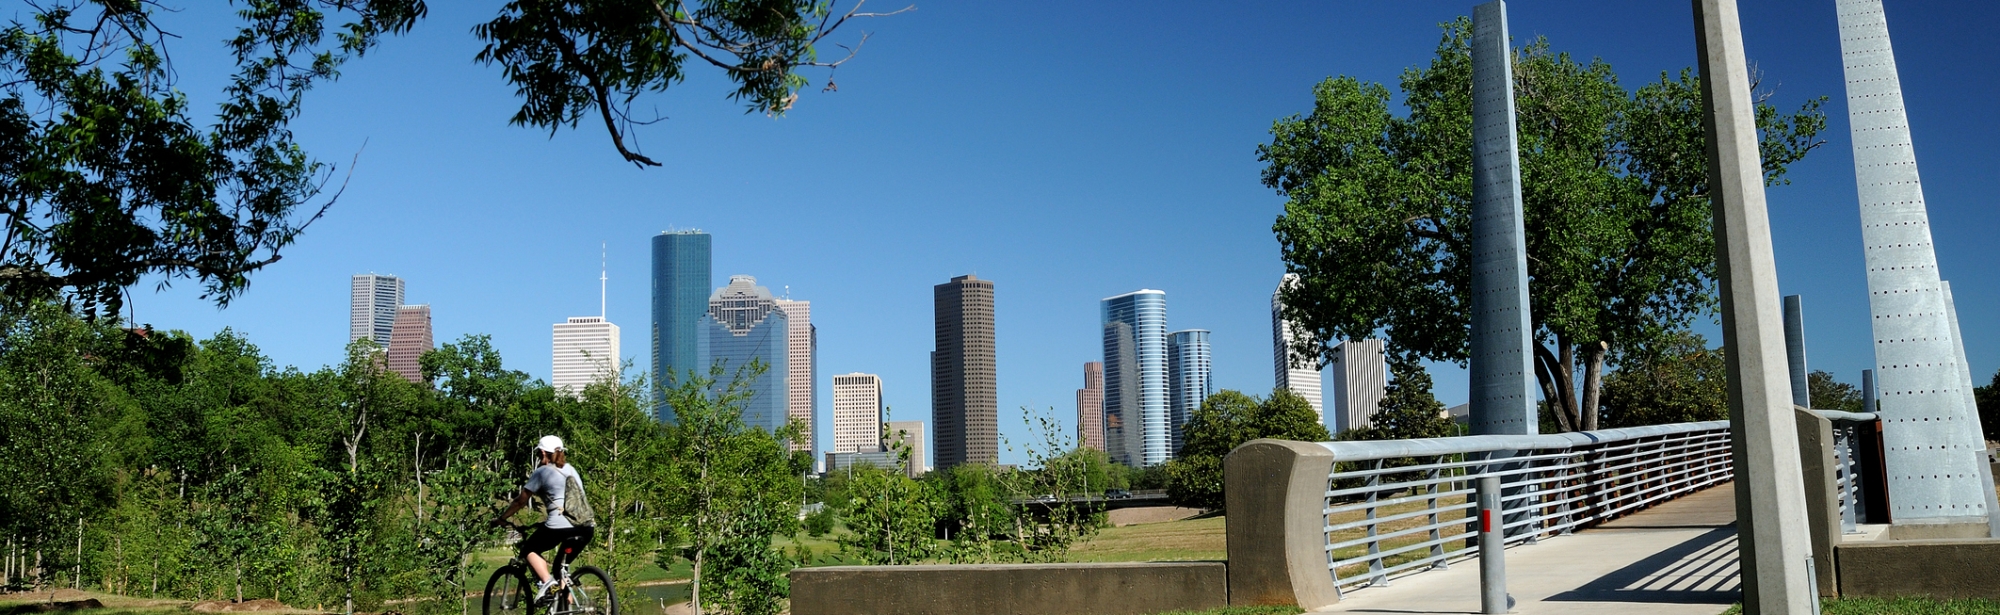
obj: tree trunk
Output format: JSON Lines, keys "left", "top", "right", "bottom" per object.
{"left": 1532, "top": 343, "right": 1579, "bottom": 432}
{"left": 689, "top": 549, "right": 703, "bottom": 615}
{"left": 1579, "top": 342, "right": 1608, "bottom": 431}
{"left": 235, "top": 563, "right": 244, "bottom": 603}
{"left": 74, "top": 518, "right": 82, "bottom": 590}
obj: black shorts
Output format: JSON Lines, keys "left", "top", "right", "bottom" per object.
{"left": 520, "top": 524, "right": 594, "bottom": 564}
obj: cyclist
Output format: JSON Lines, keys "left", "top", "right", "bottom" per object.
{"left": 495, "top": 435, "right": 594, "bottom": 603}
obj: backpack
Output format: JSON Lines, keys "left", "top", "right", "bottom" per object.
{"left": 555, "top": 470, "right": 595, "bottom": 527}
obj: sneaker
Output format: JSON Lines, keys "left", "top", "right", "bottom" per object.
{"left": 532, "top": 580, "right": 557, "bottom": 605}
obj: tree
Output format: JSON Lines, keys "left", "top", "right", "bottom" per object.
{"left": 1976, "top": 369, "right": 1998, "bottom": 443}
{"left": 1597, "top": 331, "right": 1726, "bottom": 428}
{"left": 1262, "top": 18, "right": 1827, "bottom": 433}
{"left": 2, "top": 1, "right": 900, "bottom": 314}
{"left": 564, "top": 363, "right": 665, "bottom": 592}
{"left": 653, "top": 362, "right": 806, "bottom": 615}
{"left": 1806, "top": 370, "right": 1864, "bottom": 413}
{"left": 1163, "top": 389, "right": 1330, "bottom": 511}
{"left": 836, "top": 465, "right": 935, "bottom": 565}
{"left": 412, "top": 450, "right": 509, "bottom": 615}
{"left": 1343, "top": 362, "right": 1453, "bottom": 441}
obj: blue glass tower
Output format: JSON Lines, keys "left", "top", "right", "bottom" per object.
{"left": 1102, "top": 290, "right": 1168, "bottom": 467}
{"left": 652, "top": 231, "right": 711, "bottom": 422}
{"left": 1166, "top": 329, "right": 1212, "bottom": 455}
{"left": 705, "top": 275, "right": 790, "bottom": 432}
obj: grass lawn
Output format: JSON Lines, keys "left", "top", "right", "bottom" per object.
{"left": 1154, "top": 607, "right": 1301, "bottom": 615}
{"left": 1721, "top": 597, "right": 2000, "bottom": 614}
{"left": 1069, "top": 516, "right": 1227, "bottom": 562}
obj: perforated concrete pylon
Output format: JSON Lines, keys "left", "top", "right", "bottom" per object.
{"left": 1693, "top": 0, "right": 1816, "bottom": 612}
{"left": 1836, "top": 0, "right": 1989, "bottom": 523}
{"left": 1467, "top": 0, "right": 1537, "bottom": 438}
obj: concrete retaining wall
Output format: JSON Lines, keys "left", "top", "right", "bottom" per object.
{"left": 1223, "top": 439, "right": 1341, "bottom": 610}
{"left": 1836, "top": 539, "right": 2000, "bottom": 598}
{"left": 789, "top": 562, "right": 1227, "bottom": 615}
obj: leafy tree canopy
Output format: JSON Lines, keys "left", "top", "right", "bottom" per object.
{"left": 1341, "top": 361, "right": 1454, "bottom": 441}
{"left": 1262, "top": 18, "right": 1827, "bottom": 432}
{"left": 1598, "top": 330, "right": 1725, "bottom": 428}
{"left": 1164, "top": 388, "right": 1330, "bottom": 511}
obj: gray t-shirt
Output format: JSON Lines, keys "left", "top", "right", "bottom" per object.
{"left": 524, "top": 463, "right": 585, "bottom": 529}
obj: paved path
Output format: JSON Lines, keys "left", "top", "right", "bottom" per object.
{"left": 1314, "top": 483, "right": 1741, "bottom": 615}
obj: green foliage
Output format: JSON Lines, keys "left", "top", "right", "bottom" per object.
{"left": 801, "top": 506, "right": 835, "bottom": 538}
{"left": 1979, "top": 369, "right": 2000, "bottom": 443}
{"left": 836, "top": 466, "right": 937, "bottom": 565}
{"left": 471, "top": 0, "right": 901, "bottom": 167}
{"left": 0, "top": 1, "right": 422, "bottom": 315}
{"left": 411, "top": 451, "right": 509, "bottom": 615}
{"left": 1343, "top": 362, "right": 1453, "bottom": 441}
{"left": 1598, "top": 331, "right": 1726, "bottom": 428}
{"left": 654, "top": 361, "right": 807, "bottom": 615}
{"left": 1262, "top": 18, "right": 1827, "bottom": 432}
{"left": 1806, "top": 370, "right": 1865, "bottom": 413}
{"left": 1164, "top": 389, "right": 1331, "bottom": 511}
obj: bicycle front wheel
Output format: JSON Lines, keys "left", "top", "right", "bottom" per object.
{"left": 484, "top": 565, "right": 532, "bottom": 615}
{"left": 559, "top": 566, "right": 617, "bottom": 615}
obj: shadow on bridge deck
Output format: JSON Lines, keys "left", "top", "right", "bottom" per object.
{"left": 1313, "top": 482, "right": 1740, "bottom": 615}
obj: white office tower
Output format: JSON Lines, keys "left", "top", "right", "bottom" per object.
{"left": 350, "top": 274, "right": 404, "bottom": 345}
{"left": 552, "top": 317, "right": 621, "bottom": 396}
{"left": 1271, "top": 274, "right": 1325, "bottom": 421}
{"left": 1331, "top": 338, "right": 1388, "bottom": 434}
{"left": 885, "top": 420, "right": 925, "bottom": 478}
{"left": 774, "top": 299, "right": 817, "bottom": 452}
{"left": 832, "top": 373, "right": 884, "bottom": 454}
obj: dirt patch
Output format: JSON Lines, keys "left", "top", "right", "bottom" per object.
{"left": 7, "top": 599, "right": 104, "bottom": 613}
{"left": 1106, "top": 506, "right": 1205, "bottom": 527}
{"left": 191, "top": 599, "right": 290, "bottom": 613}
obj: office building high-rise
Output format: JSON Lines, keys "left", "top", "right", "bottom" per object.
{"left": 1167, "top": 329, "right": 1212, "bottom": 454}
{"left": 386, "top": 304, "right": 432, "bottom": 383}
{"left": 1271, "top": 274, "right": 1325, "bottom": 422}
{"left": 350, "top": 274, "right": 404, "bottom": 345}
{"left": 832, "top": 373, "right": 884, "bottom": 454}
{"left": 885, "top": 420, "right": 925, "bottom": 479}
{"left": 706, "top": 275, "right": 789, "bottom": 432}
{"left": 773, "top": 298, "right": 817, "bottom": 453}
{"left": 1075, "top": 362, "right": 1105, "bottom": 451}
{"left": 1330, "top": 338, "right": 1388, "bottom": 433}
{"left": 1103, "top": 289, "right": 1168, "bottom": 467}
{"left": 652, "top": 231, "right": 712, "bottom": 421}
{"left": 932, "top": 275, "right": 997, "bottom": 469}
{"left": 552, "top": 317, "right": 620, "bottom": 396}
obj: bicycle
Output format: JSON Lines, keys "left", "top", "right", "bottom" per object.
{"left": 484, "top": 524, "right": 617, "bottom": 615}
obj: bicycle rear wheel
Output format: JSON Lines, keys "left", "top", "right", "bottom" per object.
{"left": 484, "top": 565, "right": 532, "bottom": 615}
{"left": 558, "top": 566, "right": 617, "bottom": 615}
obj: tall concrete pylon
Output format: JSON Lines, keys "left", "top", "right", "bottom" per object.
{"left": 1693, "top": 0, "right": 1816, "bottom": 611}
{"left": 1836, "top": 0, "right": 1989, "bottom": 524}
{"left": 1467, "top": 0, "right": 1537, "bottom": 437}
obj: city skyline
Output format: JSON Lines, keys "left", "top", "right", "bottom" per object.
{"left": 131, "top": 2, "right": 2000, "bottom": 468}
{"left": 1103, "top": 289, "right": 1169, "bottom": 467}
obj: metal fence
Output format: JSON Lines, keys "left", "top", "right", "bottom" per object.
{"left": 1317, "top": 421, "right": 1734, "bottom": 595}
{"left": 1813, "top": 410, "right": 1881, "bottom": 533}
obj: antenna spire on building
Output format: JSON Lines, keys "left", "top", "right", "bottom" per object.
{"left": 600, "top": 242, "right": 608, "bottom": 319}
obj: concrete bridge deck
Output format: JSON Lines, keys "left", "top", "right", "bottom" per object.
{"left": 1314, "top": 482, "right": 1740, "bottom": 615}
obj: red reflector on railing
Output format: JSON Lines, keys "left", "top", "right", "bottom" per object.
{"left": 1481, "top": 510, "right": 1492, "bottom": 533}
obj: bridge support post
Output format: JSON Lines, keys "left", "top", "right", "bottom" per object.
{"left": 1477, "top": 476, "right": 1509, "bottom": 614}
{"left": 1691, "top": 1, "right": 1817, "bottom": 612}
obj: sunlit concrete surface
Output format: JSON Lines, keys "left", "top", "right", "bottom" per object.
{"left": 1314, "top": 483, "right": 1740, "bottom": 615}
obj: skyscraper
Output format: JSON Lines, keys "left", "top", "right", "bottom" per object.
{"left": 1102, "top": 289, "right": 1167, "bottom": 467}
{"left": 1167, "top": 329, "right": 1212, "bottom": 455}
{"left": 1271, "top": 274, "right": 1325, "bottom": 422}
{"left": 1075, "top": 362, "right": 1105, "bottom": 451}
{"left": 705, "top": 275, "right": 789, "bottom": 433}
{"left": 774, "top": 298, "right": 817, "bottom": 453}
{"left": 350, "top": 274, "right": 403, "bottom": 345}
{"left": 386, "top": 304, "right": 432, "bottom": 383}
{"left": 885, "top": 420, "right": 925, "bottom": 478}
{"left": 1330, "top": 338, "right": 1387, "bottom": 433}
{"left": 552, "top": 317, "right": 620, "bottom": 396}
{"left": 932, "top": 275, "right": 997, "bottom": 469}
{"left": 832, "top": 373, "right": 884, "bottom": 454}
{"left": 652, "top": 231, "right": 711, "bottom": 421}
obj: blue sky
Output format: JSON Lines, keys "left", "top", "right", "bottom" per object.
{"left": 117, "top": 1, "right": 1998, "bottom": 465}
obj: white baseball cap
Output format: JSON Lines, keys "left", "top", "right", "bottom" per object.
{"left": 535, "top": 435, "right": 565, "bottom": 453}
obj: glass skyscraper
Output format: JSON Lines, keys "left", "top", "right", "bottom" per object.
{"left": 1102, "top": 290, "right": 1167, "bottom": 467}
{"left": 652, "top": 231, "right": 711, "bottom": 422}
{"left": 1166, "top": 329, "right": 1212, "bottom": 455}
{"left": 705, "top": 275, "right": 790, "bottom": 432}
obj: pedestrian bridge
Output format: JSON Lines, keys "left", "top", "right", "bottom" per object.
{"left": 1224, "top": 412, "right": 1886, "bottom": 613}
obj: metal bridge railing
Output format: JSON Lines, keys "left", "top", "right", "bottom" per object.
{"left": 1316, "top": 421, "right": 1734, "bottom": 595}
{"left": 1812, "top": 410, "right": 1881, "bottom": 533}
